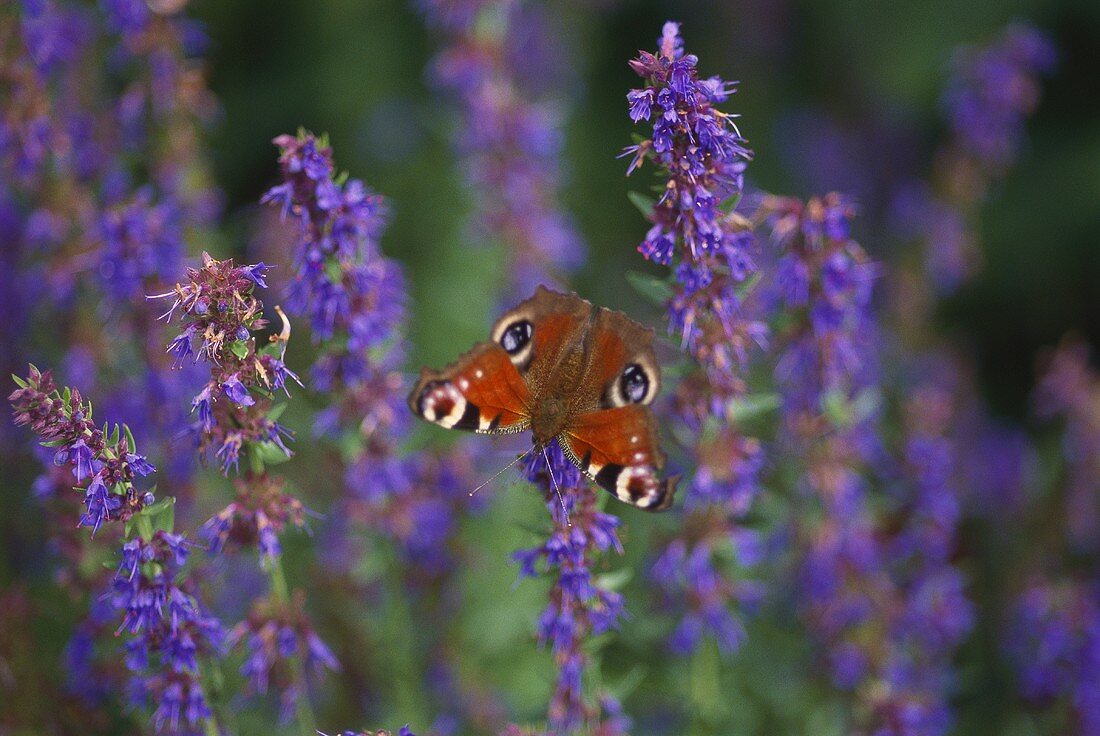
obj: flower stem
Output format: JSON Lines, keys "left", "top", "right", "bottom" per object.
{"left": 267, "top": 554, "right": 317, "bottom": 736}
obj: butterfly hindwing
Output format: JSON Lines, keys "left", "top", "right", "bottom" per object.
{"left": 560, "top": 405, "right": 677, "bottom": 511}
{"left": 408, "top": 342, "right": 532, "bottom": 434}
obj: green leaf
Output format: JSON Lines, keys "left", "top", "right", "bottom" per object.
{"left": 145, "top": 495, "right": 175, "bottom": 536}
{"left": 123, "top": 424, "right": 137, "bottom": 454}
{"left": 594, "top": 568, "right": 633, "bottom": 592}
{"left": 267, "top": 403, "right": 288, "bottom": 422}
{"left": 109, "top": 423, "right": 120, "bottom": 447}
{"left": 258, "top": 341, "right": 282, "bottom": 359}
{"left": 254, "top": 441, "right": 291, "bottom": 467}
{"left": 607, "top": 665, "right": 647, "bottom": 702}
{"left": 231, "top": 340, "right": 249, "bottom": 360}
{"left": 625, "top": 270, "right": 673, "bottom": 305}
{"left": 727, "top": 393, "right": 781, "bottom": 423}
{"left": 719, "top": 191, "right": 743, "bottom": 214}
{"left": 627, "top": 190, "right": 656, "bottom": 218}
{"left": 11, "top": 374, "right": 28, "bottom": 389}
{"left": 821, "top": 387, "right": 881, "bottom": 429}
{"left": 134, "top": 513, "right": 155, "bottom": 542}
{"left": 248, "top": 446, "right": 265, "bottom": 474}
{"left": 323, "top": 258, "right": 343, "bottom": 284}
{"left": 849, "top": 387, "right": 881, "bottom": 425}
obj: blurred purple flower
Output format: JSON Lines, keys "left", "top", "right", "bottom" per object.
{"left": 945, "top": 23, "right": 1056, "bottom": 171}
{"left": 420, "top": 0, "right": 584, "bottom": 292}
{"left": 893, "top": 23, "right": 1055, "bottom": 291}
{"left": 229, "top": 591, "right": 340, "bottom": 725}
{"left": 1007, "top": 581, "right": 1100, "bottom": 733}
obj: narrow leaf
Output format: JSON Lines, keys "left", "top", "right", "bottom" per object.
{"left": 626, "top": 270, "right": 673, "bottom": 305}
{"left": 627, "top": 190, "right": 656, "bottom": 218}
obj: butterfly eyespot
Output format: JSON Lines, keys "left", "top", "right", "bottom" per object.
{"left": 499, "top": 320, "right": 533, "bottom": 355}
{"left": 620, "top": 364, "right": 649, "bottom": 404}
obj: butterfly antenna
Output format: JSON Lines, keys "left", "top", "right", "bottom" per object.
{"left": 542, "top": 445, "right": 571, "bottom": 527}
{"left": 468, "top": 444, "right": 536, "bottom": 498}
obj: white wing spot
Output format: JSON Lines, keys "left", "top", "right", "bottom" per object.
{"left": 475, "top": 369, "right": 484, "bottom": 379}
{"left": 616, "top": 466, "right": 657, "bottom": 504}
{"left": 424, "top": 383, "right": 467, "bottom": 428}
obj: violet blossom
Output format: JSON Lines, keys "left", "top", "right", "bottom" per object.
{"left": 265, "top": 131, "right": 474, "bottom": 574}
{"left": 625, "top": 20, "right": 766, "bottom": 657}
{"left": 895, "top": 23, "right": 1055, "bottom": 290}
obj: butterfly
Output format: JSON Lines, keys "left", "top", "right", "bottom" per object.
{"left": 408, "top": 286, "right": 677, "bottom": 511}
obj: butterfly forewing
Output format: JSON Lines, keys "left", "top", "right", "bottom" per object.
{"left": 408, "top": 342, "right": 532, "bottom": 434}
{"left": 491, "top": 286, "right": 592, "bottom": 398}
{"left": 577, "top": 308, "right": 661, "bottom": 412}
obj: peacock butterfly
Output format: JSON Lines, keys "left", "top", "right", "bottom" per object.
{"left": 408, "top": 286, "right": 677, "bottom": 511}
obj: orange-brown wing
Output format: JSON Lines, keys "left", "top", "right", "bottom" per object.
{"left": 560, "top": 405, "right": 677, "bottom": 511}
{"left": 408, "top": 342, "right": 531, "bottom": 434}
{"left": 489, "top": 285, "right": 592, "bottom": 397}
{"left": 571, "top": 306, "right": 661, "bottom": 413}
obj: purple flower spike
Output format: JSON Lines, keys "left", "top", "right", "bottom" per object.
{"left": 421, "top": 0, "right": 584, "bottom": 291}
{"left": 153, "top": 253, "right": 296, "bottom": 472}
{"left": 625, "top": 21, "right": 766, "bottom": 663}
{"left": 511, "top": 440, "right": 625, "bottom": 732}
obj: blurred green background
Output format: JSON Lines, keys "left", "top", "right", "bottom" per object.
{"left": 196, "top": 0, "right": 1100, "bottom": 419}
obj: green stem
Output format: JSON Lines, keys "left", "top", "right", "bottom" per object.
{"left": 267, "top": 553, "right": 317, "bottom": 736}
{"left": 689, "top": 640, "right": 721, "bottom": 736}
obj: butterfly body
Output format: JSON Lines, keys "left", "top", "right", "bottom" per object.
{"left": 409, "top": 286, "right": 677, "bottom": 511}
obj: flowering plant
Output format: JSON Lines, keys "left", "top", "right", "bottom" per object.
{"left": 5, "top": 4, "right": 1089, "bottom": 736}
